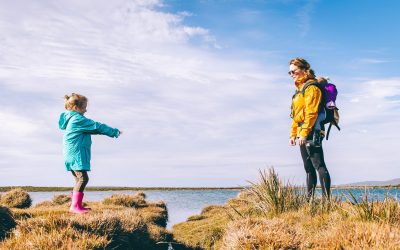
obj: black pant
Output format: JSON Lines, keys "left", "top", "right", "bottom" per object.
{"left": 300, "top": 144, "right": 331, "bottom": 198}
{"left": 71, "top": 170, "right": 89, "bottom": 192}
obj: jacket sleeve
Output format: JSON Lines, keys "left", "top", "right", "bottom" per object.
{"left": 290, "top": 119, "right": 298, "bottom": 138}
{"left": 74, "top": 115, "right": 120, "bottom": 138}
{"left": 299, "top": 85, "right": 321, "bottom": 138}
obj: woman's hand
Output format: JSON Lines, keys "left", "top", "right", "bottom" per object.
{"left": 298, "top": 136, "right": 307, "bottom": 146}
{"left": 289, "top": 137, "right": 296, "bottom": 146}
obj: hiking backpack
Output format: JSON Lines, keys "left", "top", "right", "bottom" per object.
{"left": 293, "top": 80, "right": 341, "bottom": 140}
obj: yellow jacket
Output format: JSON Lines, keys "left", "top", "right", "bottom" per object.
{"left": 290, "top": 79, "right": 322, "bottom": 138}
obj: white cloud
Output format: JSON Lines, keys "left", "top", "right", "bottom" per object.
{"left": 0, "top": 0, "right": 289, "bottom": 186}
{"left": 296, "top": 0, "right": 318, "bottom": 37}
{"left": 322, "top": 77, "right": 400, "bottom": 184}
{"left": 0, "top": 111, "right": 39, "bottom": 137}
{"left": 357, "top": 58, "right": 391, "bottom": 64}
{"left": 340, "top": 78, "right": 400, "bottom": 126}
{"left": 0, "top": 0, "right": 398, "bottom": 187}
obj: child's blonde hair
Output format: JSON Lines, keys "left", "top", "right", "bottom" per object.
{"left": 64, "top": 93, "right": 88, "bottom": 111}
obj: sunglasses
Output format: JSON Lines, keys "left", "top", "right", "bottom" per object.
{"left": 288, "top": 69, "right": 300, "bottom": 75}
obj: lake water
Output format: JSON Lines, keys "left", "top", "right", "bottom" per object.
{"left": 5, "top": 188, "right": 400, "bottom": 228}
{"left": 26, "top": 189, "right": 241, "bottom": 228}
{"left": 331, "top": 187, "right": 400, "bottom": 201}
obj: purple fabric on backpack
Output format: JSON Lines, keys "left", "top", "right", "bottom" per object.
{"left": 324, "top": 83, "right": 337, "bottom": 108}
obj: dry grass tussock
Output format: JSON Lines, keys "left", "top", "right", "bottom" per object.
{"left": 52, "top": 194, "right": 71, "bottom": 205}
{"left": 103, "top": 192, "right": 147, "bottom": 208}
{"left": 0, "top": 188, "right": 32, "bottom": 209}
{"left": 0, "top": 191, "right": 175, "bottom": 250}
{"left": 173, "top": 168, "right": 400, "bottom": 250}
{"left": 173, "top": 196, "right": 255, "bottom": 249}
{"left": 220, "top": 208, "right": 400, "bottom": 249}
{"left": 34, "top": 194, "right": 72, "bottom": 208}
{"left": 220, "top": 217, "right": 301, "bottom": 250}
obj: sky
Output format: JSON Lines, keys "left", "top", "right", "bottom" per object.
{"left": 0, "top": 0, "right": 399, "bottom": 187}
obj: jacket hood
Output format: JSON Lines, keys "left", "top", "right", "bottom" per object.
{"left": 59, "top": 111, "right": 78, "bottom": 130}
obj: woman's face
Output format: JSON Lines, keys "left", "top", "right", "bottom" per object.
{"left": 289, "top": 64, "right": 306, "bottom": 82}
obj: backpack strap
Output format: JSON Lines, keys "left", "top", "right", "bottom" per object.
{"left": 326, "top": 115, "right": 341, "bottom": 140}
{"left": 301, "top": 81, "right": 326, "bottom": 115}
{"left": 300, "top": 81, "right": 319, "bottom": 95}
{"left": 290, "top": 81, "right": 322, "bottom": 118}
{"left": 290, "top": 90, "right": 301, "bottom": 118}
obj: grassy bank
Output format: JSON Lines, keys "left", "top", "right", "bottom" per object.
{"left": 1, "top": 174, "right": 399, "bottom": 249}
{"left": 173, "top": 169, "right": 400, "bottom": 249}
{"left": 0, "top": 190, "right": 194, "bottom": 250}
{"left": 0, "top": 186, "right": 243, "bottom": 192}
{"left": 1, "top": 185, "right": 398, "bottom": 193}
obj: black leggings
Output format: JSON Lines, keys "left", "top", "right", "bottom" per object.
{"left": 71, "top": 170, "right": 89, "bottom": 192}
{"left": 300, "top": 144, "right": 331, "bottom": 198}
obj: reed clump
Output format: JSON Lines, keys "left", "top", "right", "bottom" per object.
{"left": 0, "top": 188, "right": 32, "bottom": 209}
{"left": 102, "top": 192, "right": 147, "bottom": 208}
{"left": 343, "top": 191, "right": 400, "bottom": 224}
{"left": 173, "top": 199, "right": 251, "bottom": 249}
{"left": 141, "top": 202, "right": 169, "bottom": 227}
{"left": 52, "top": 194, "right": 71, "bottom": 205}
{"left": 173, "top": 167, "right": 400, "bottom": 249}
{"left": 220, "top": 217, "right": 301, "bottom": 250}
{"left": 0, "top": 193, "right": 173, "bottom": 250}
{"left": 248, "top": 168, "right": 308, "bottom": 216}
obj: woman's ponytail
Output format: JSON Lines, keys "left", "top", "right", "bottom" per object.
{"left": 289, "top": 57, "right": 316, "bottom": 80}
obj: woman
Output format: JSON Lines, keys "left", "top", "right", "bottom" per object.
{"left": 288, "top": 57, "right": 331, "bottom": 199}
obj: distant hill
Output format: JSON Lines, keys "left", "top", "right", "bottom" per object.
{"left": 343, "top": 178, "right": 400, "bottom": 187}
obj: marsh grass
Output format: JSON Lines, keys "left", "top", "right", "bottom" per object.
{"left": 102, "top": 192, "right": 147, "bottom": 208}
{"left": 172, "top": 204, "right": 234, "bottom": 249}
{"left": 52, "top": 194, "right": 71, "bottom": 205}
{"left": 173, "top": 168, "right": 400, "bottom": 249}
{"left": 0, "top": 193, "right": 175, "bottom": 250}
{"left": 0, "top": 188, "right": 32, "bottom": 209}
{"left": 344, "top": 190, "right": 400, "bottom": 224}
{"left": 140, "top": 202, "right": 169, "bottom": 227}
{"left": 248, "top": 168, "right": 308, "bottom": 216}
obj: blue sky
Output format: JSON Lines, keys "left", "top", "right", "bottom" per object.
{"left": 0, "top": 0, "right": 399, "bottom": 187}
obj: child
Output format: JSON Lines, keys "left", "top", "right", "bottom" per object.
{"left": 59, "top": 93, "right": 121, "bottom": 214}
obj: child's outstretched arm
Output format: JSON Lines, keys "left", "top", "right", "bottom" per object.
{"left": 74, "top": 115, "right": 120, "bottom": 138}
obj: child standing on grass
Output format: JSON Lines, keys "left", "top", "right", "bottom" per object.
{"left": 59, "top": 93, "right": 121, "bottom": 214}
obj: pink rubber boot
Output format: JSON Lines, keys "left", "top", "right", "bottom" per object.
{"left": 77, "top": 192, "right": 91, "bottom": 211}
{"left": 69, "top": 191, "right": 88, "bottom": 214}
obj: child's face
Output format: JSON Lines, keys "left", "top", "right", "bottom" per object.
{"left": 77, "top": 102, "right": 87, "bottom": 114}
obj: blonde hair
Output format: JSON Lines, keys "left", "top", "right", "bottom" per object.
{"left": 64, "top": 93, "right": 88, "bottom": 111}
{"left": 289, "top": 57, "right": 316, "bottom": 80}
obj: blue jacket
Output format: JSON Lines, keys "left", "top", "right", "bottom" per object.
{"left": 59, "top": 111, "right": 120, "bottom": 171}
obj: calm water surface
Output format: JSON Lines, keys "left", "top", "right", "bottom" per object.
{"left": 27, "top": 189, "right": 240, "bottom": 228}
{"left": 14, "top": 188, "right": 400, "bottom": 228}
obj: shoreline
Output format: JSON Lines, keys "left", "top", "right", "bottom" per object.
{"left": 0, "top": 186, "right": 244, "bottom": 192}
{"left": 0, "top": 185, "right": 399, "bottom": 192}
